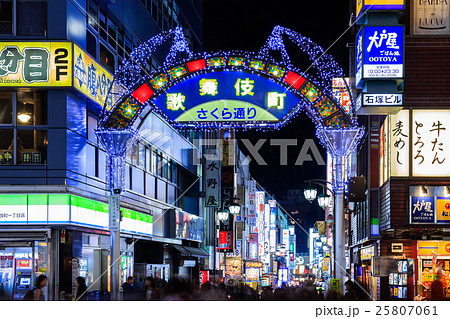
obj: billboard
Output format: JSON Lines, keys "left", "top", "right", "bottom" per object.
{"left": 218, "top": 231, "right": 233, "bottom": 252}
{"left": 255, "top": 191, "right": 265, "bottom": 258}
{"left": 0, "top": 42, "right": 72, "bottom": 87}
{"left": 204, "top": 147, "right": 220, "bottom": 207}
{"left": 362, "top": 26, "right": 404, "bottom": 80}
{"left": 249, "top": 233, "right": 258, "bottom": 260}
{"left": 73, "top": 44, "right": 113, "bottom": 108}
{"left": 355, "top": 29, "right": 363, "bottom": 88}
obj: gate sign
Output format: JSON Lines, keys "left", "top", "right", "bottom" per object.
{"left": 410, "top": 196, "right": 435, "bottom": 224}
{"left": 152, "top": 71, "right": 300, "bottom": 123}
{"left": 362, "top": 26, "right": 404, "bottom": 80}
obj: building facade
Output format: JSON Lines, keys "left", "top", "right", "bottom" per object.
{"left": 0, "top": 0, "right": 204, "bottom": 301}
{"left": 350, "top": 0, "right": 450, "bottom": 301}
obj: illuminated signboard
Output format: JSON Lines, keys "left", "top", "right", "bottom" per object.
{"left": 152, "top": 71, "right": 300, "bottom": 122}
{"left": 332, "top": 77, "right": 351, "bottom": 113}
{"left": 268, "top": 200, "right": 277, "bottom": 230}
{"left": 175, "top": 211, "right": 204, "bottom": 242}
{"left": 0, "top": 42, "right": 72, "bottom": 87}
{"left": 412, "top": 110, "right": 450, "bottom": 177}
{"left": 362, "top": 93, "right": 403, "bottom": 107}
{"left": 436, "top": 197, "right": 450, "bottom": 224}
{"left": 264, "top": 204, "right": 270, "bottom": 265}
{"left": 362, "top": 26, "right": 404, "bottom": 80}
{"left": 355, "top": 29, "right": 363, "bottom": 88}
{"left": 73, "top": 44, "right": 114, "bottom": 108}
{"left": 410, "top": 196, "right": 435, "bottom": 224}
{"left": 413, "top": 0, "right": 450, "bottom": 35}
{"left": 249, "top": 233, "right": 258, "bottom": 260}
{"left": 219, "top": 231, "right": 233, "bottom": 251}
{"left": 357, "top": 0, "right": 405, "bottom": 19}
{"left": 255, "top": 191, "right": 265, "bottom": 258}
{"left": 386, "top": 110, "right": 450, "bottom": 178}
{"left": 0, "top": 194, "right": 153, "bottom": 236}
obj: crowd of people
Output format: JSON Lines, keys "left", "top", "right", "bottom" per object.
{"left": 117, "top": 276, "right": 367, "bottom": 301}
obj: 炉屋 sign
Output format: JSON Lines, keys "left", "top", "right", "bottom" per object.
{"left": 410, "top": 196, "right": 435, "bottom": 224}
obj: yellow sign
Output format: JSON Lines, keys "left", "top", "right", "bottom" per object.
{"left": 436, "top": 197, "right": 450, "bottom": 224}
{"left": 73, "top": 44, "right": 113, "bottom": 107}
{"left": 439, "top": 241, "right": 450, "bottom": 255}
{"left": 330, "top": 278, "right": 341, "bottom": 293}
{"left": 418, "top": 241, "right": 439, "bottom": 255}
{"left": 357, "top": 0, "right": 404, "bottom": 19}
{"left": 0, "top": 42, "right": 72, "bottom": 87}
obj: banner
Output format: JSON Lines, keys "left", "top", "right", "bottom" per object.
{"left": 0, "top": 42, "right": 72, "bottom": 87}
{"left": 204, "top": 147, "right": 220, "bottom": 207}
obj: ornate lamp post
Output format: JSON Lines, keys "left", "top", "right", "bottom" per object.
{"left": 95, "top": 128, "right": 139, "bottom": 301}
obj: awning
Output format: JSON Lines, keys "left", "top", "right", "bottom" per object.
{"left": 0, "top": 229, "right": 50, "bottom": 242}
{"left": 172, "top": 244, "right": 191, "bottom": 257}
{"left": 171, "top": 245, "right": 209, "bottom": 258}
{"left": 184, "top": 246, "right": 209, "bottom": 258}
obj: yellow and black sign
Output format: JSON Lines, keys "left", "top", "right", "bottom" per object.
{"left": 0, "top": 42, "right": 72, "bottom": 87}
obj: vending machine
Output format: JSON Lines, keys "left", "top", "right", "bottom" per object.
{"left": 388, "top": 259, "right": 414, "bottom": 300}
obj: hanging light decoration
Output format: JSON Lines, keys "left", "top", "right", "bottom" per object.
{"left": 317, "top": 193, "right": 331, "bottom": 209}
{"left": 217, "top": 208, "right": 230, "bottom": 222}
{"left": 304, "top": 186, "right": 317, "bottom": 202}
{"left": 228, "top": 202, "right": 241, "bottom": 215}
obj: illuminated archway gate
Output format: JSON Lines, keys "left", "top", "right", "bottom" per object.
{"left": 96, "top": 26, "right": 364, "bottom": 297}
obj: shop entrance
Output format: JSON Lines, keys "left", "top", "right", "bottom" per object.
{"left": 0, "top": 241, "right": 48, "bottom": 300}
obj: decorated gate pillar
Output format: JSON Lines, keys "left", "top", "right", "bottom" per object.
{"left": 95, "top": 128, "right": 139, "bottom": 301}
{"left": 317, "top": 127, "right": 364, "bottom": 293}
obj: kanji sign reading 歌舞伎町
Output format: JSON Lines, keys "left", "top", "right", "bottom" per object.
{"left": 152, "top": 72, "right": 300, "bottom": 123}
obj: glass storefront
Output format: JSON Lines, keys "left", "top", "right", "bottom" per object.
{"left": 0, "top": 241, "right": 48, "bottom": 300}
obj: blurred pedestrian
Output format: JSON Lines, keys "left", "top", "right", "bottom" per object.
{"left": 122, "top": 276, "right": 135, "bottom": 301}
{"left": 143, "top": 276, "right": 154, "bottom": 301}
{"left": 430, "top": 270, "right": 445, "bottom": 301}
{"left": 344, "top": 280, "right": 357, "bottom": 301}
{"left": 75, "top": 277, "right": 88, "bottom": 301}
{"left": 34, "top": 275, "right": 47, "bottom": 301}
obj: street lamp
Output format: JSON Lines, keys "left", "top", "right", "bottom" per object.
{"left": 218, "top": 208, "right": 230, "bottom": 222}
{"left": 304, "top": 186, "right": 318, "bottom": 202}
{"left": 317, "top": 193, "right": 331, "bottom": 209}
{"left": 228, "top": 202, "right": 241, "bottom": 215}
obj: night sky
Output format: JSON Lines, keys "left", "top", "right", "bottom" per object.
{"left": 202, "top": 1, "right": 352, "bottom": 198}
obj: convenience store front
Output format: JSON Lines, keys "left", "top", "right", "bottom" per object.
{"left": 0, "top": 193, "right": 153, "bottom": 300}
{"left": 417, "top": 241, "right": 450, "bottom": 299}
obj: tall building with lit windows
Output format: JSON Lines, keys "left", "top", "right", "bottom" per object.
{"left": 0, "top": 0, "right": 204, "bottom": 301}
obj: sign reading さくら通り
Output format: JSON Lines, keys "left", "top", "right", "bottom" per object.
{"left": 0, "top": 42, "right": 72, "bottom": 87}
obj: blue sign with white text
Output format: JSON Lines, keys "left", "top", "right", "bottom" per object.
{"left": 410, "top": 196, "right": 435, "bottom": 223}
{"left": 355, "top": 28, "right": 363, "bottom": 88}
{"left": 363, "top": 26, "right": 404, "bottom": 79}
{"left": 152, "top": 71, "right": 300, "bottom": 122}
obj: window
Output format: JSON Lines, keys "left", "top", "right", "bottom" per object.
{"left": 17, "top": 0, "right": 47, "bottom": 36}
{"left": 99, "top": 9, "right": 107, "bottom": 41}
{"left": 87, "top": 30, "right": 97, "bottom": 58}
{"left": 0, "top": 0, "right": 13, "bottom": 34}
{"left": 17, "top": 91, "right": 47, "bottom": 126}
{"left": 107, "top": 17, "right": 116, "bottom": 49}
{"left": 0, "top": 92, "right": 13, "bottom": 124}
{"left": 117, "top": 29, "right": 124, "bottom": 58}
{"left": 171, "top": 162, "right": 177, "bottom": 184}
{"left": 100, "top": 43, "right": 115, "bottom": 74}
{"left": 151, "top": 151, "right": 157, "bottom": 173}
{"left": 0, "top": 130, "right": 13, "bottom": 164}
{"left": 0, "top": 91, "right": 47, "bottom": 165}
{"left": 87, "top": 0, "right": 98, "bottom": 31}
{"left": 17, "top": 130, "right": 47, "bottom": 164}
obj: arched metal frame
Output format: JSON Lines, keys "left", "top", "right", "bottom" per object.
{"left": 98, "top": 26, "right": 359, "bottom": 132}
